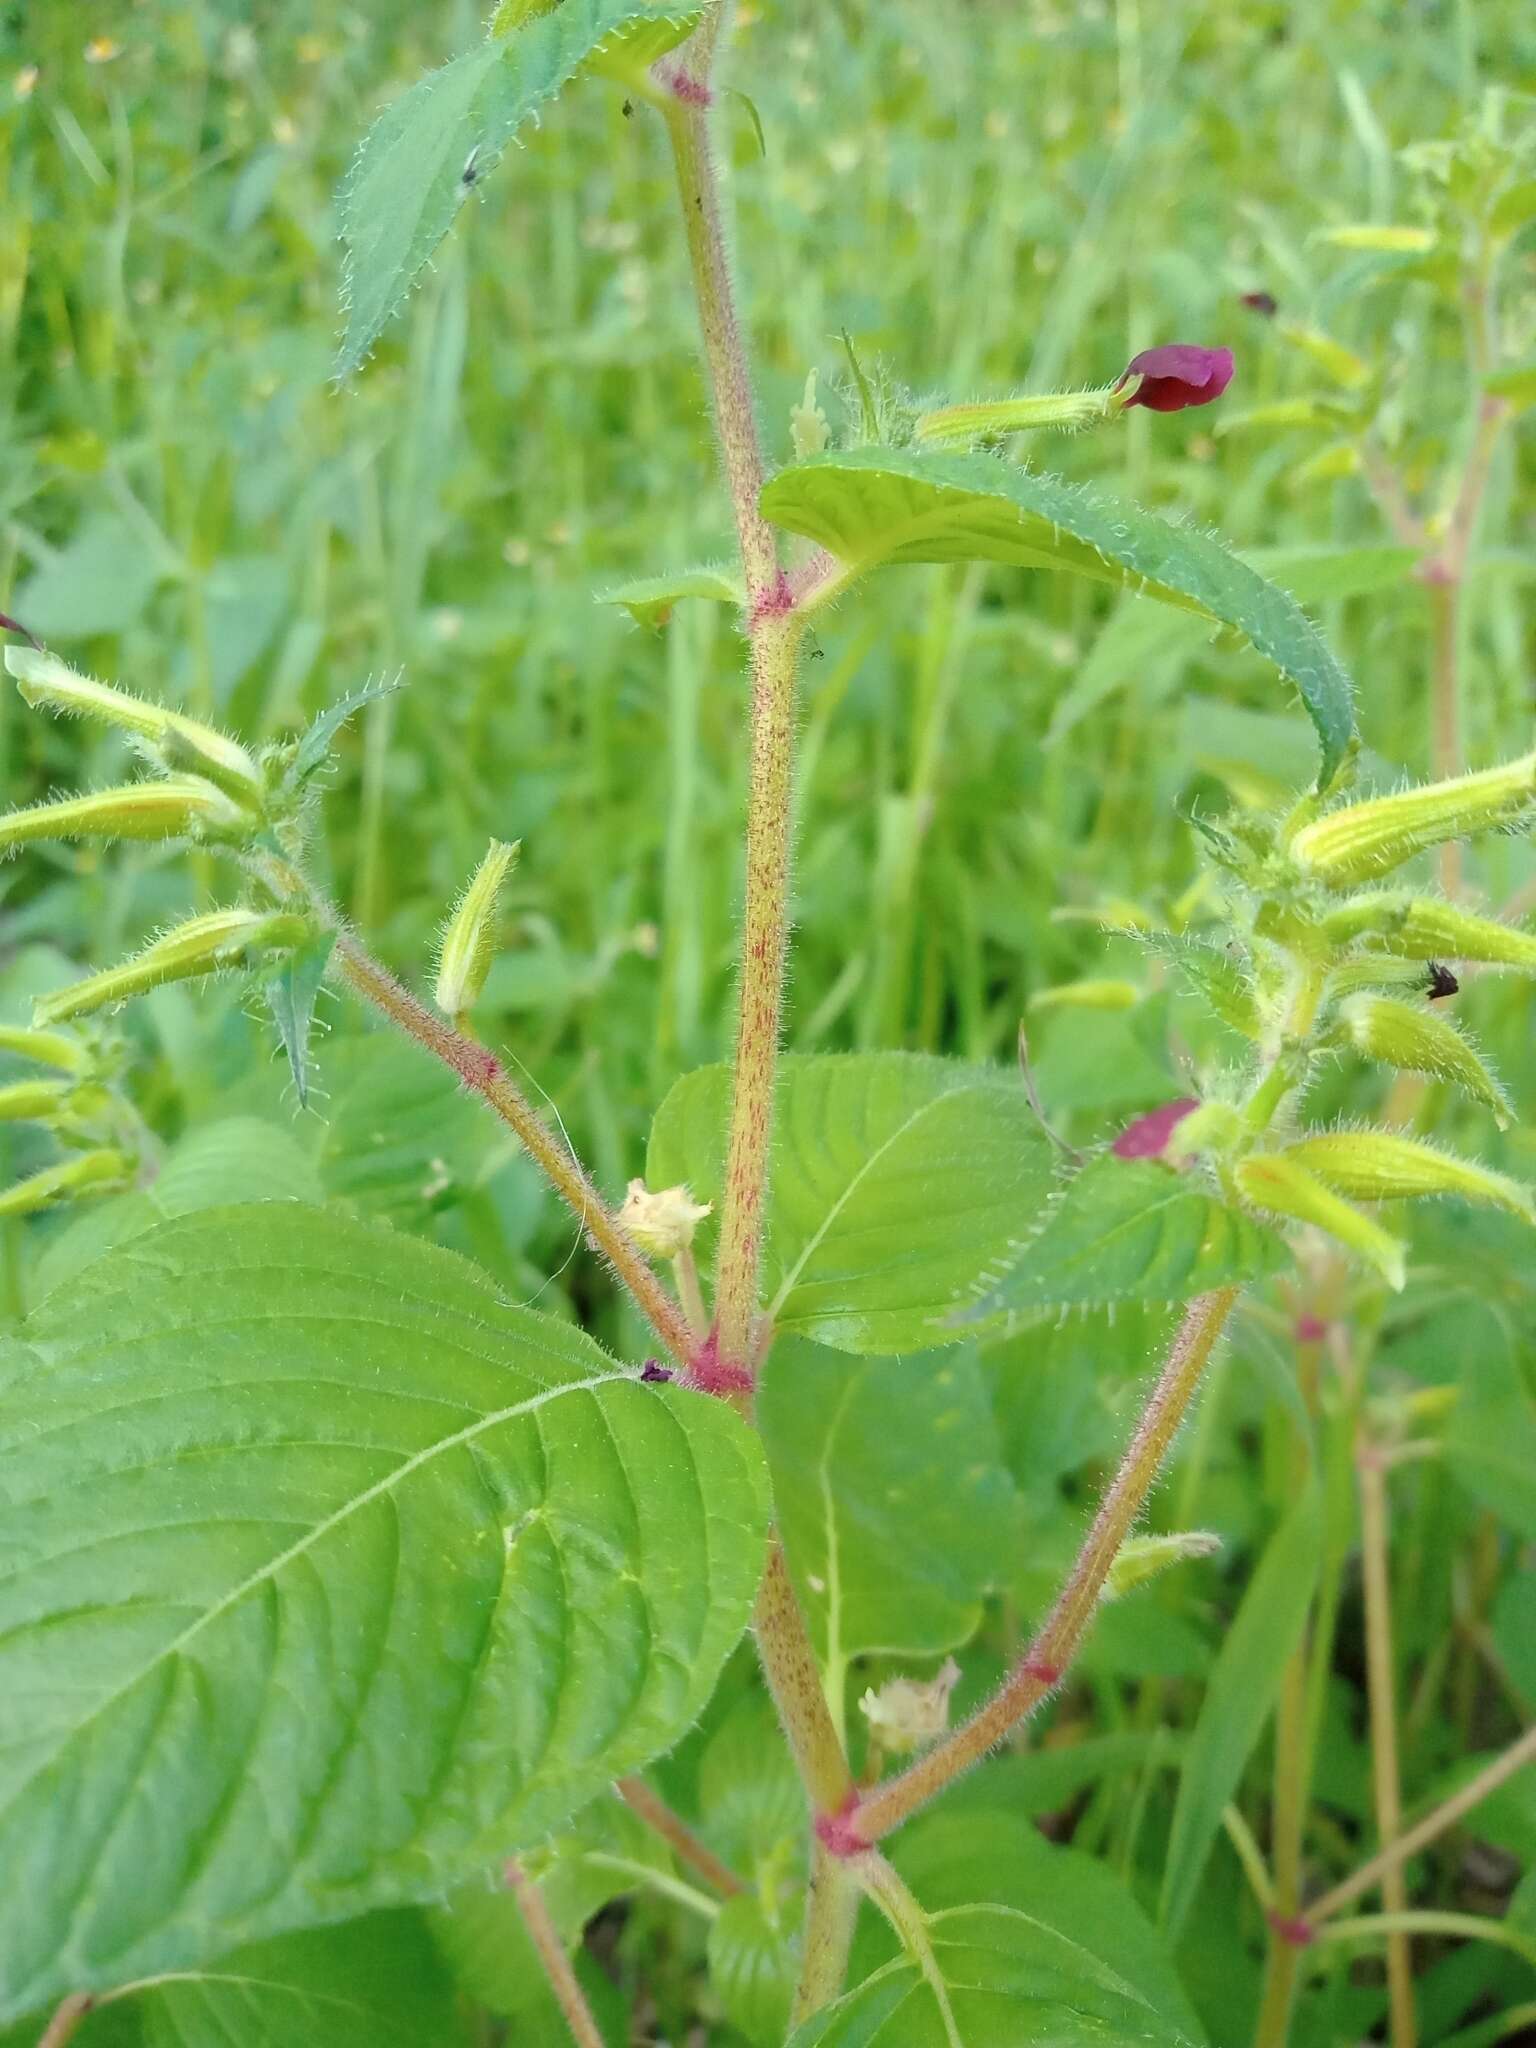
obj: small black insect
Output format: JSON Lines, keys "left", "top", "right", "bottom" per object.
{"left": 1426, "top": 962, "right": 1459, "bottom": 1001}
{"left": 639, "top": 1360, "right": 673, "bottom": 1384}
{"left": 622, "top": 98, "right": 635, "bottom": 119}
{"left": 460, "top": 146, "right": 482, "bottom": 189}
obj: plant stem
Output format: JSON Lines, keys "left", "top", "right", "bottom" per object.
{"left": 754, "top": 1542, "right": 854, "bottom": 1817}
{"left": 850, "top": 1288, "right": 1239, "bottom": 1844}
{"left": 792, "top": 1847, "right": 862, "bottom": 2026}
{"left": 1305, "top": 1720, "right": 1536, "bottom": 1927}
{"left": 616, "top": 1776, "right": 745, "bottom": 1897}
{"left": 1316, "top": 1911, "right": 1536, "bottom": 1972}
{"left": 506, "top": 1858, "right": 605, "bottom": 2048}
{"left": 35, "top": 1997, "right": 94, "bottom": 2048}
{"left": 858, "top": 1855, "right": 963, "bottom": 2048}
{"left": 660, "top": 56, "right": 805, "bottom": 1374}
{"left": 329, "top": 928, "right": 695, "bottom": 1365}
{"left": 1358, "top": 1447, "right": 1415, "bottom": 2048}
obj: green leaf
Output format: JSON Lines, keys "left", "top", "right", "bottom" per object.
{"left": 287, "top": 678, "right": 402, "bottom": 793}
{"left": 708, "top": 1893, "right": 800, "bottom": 2048}
{"left": 861, "top": 1812, "right": 1206, "bottom": 2046}
{"left": 761, "top": 448, "right": 1357, "bottom": 787}
{"left": 760, "top": 1339, "right": 1017, "bottom": 1665}
{"left": 337, "top": 4, "right": 704, "bottom": 373}
{"left": 0, "top": 1205, "right": 768, "bottom": 2021}
{"left": 131, "top": 1911, "right": 469, "bottom": 2048}
{"left": 264, "top": 932, "right": 336, "bottom": 1109}
{"left": 602, "top": 566, "right": 743, "bottom": 631}
{"left": 31, "top": 1116, "right": 324, "bottom": 1301}
{"left": 318, "top": 1035, "right": 494, "bottom": 1226}
{"left": 964, "top": 1155, "right": 1288, "bottom": 1321}
{"left": 1160, "top": 1483, "right": 1322, "bottom": 1939}
{"left": 648, "top": 1053, "right": 1055, "bottom": 1354}
{"left": 1446, "top": 1333, "right": 1536, "bottom": 1541}
{"left": 789, "top": 1901, "right": 1203, "bottom": 2048}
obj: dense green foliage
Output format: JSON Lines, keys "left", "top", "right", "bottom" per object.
{"left": 1, "top": 4, "right": 1533, "bottom": 2046}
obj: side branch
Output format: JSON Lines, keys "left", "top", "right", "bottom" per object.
{"left": 849, "top": 1288, "right": 1240, "bottom": 1843}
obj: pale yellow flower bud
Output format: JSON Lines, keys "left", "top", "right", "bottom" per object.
{"left": 1340, "top": 993, "right": 1512, "bottom": 1126}
{"left": 1236, "top": 1153, "right": 1407, "bottom": 1290}
{"left": 1322, "top": 892, "right": 1536, "bottom": 970}
{"left": 0, "top": 1078, "right": 73, "bottom": 1124}
{"left": 35, "top": 909, "right": 310, "bottom": 1026}
{"left": 0, "top": 1148, "right": 132, "bottom": 1218}
{"left": 0, "top": 1024, "right": 89, "bottom": 1074}
{"left": 1103, "top": 1530, "right": 1222, "bottom": 1601}
{"left": 859, "top": 1658, "right": 962, "bottom": 1756}
{"left": 618, "top": 1178, "right": 712, "bottom": 1259}
{"left": 1279, "top": 1132, "right": 1534, "bottom": 1226}
{"left": 0, "top": 778, "right": 245, "bottom": 854}
{"left": 434, "top": 839, "right": 519, "bottom": 1022}
{"left": 1289, "top": 752, "right": 1536, "bottom": 887}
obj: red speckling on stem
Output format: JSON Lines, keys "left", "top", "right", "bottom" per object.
{"left": 1116, "top": 344, "right": 1235, "bottom": 413}
{"left": 1113, "top": 1097, "right": 1200, "bottom": 1161}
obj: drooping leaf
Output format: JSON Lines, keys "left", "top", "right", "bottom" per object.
{"left": 264, "top": 931, "right": 336, "bottom": 1109}
{"left": 131, "top": 1911, "right": 469, "bottom": 2048}
{"left": 647, "top": 1053, "right": 1055, "bottom": 1353}
{"left": 30, "top": 1115, "right": 324, "bottom": 1301}
{"left": 759, "top": 1338, "right": 1017, "bottom": 1665}
{"left": 0, "top": 1206, "right": 768, "bottom": 2021}
{"left": 761, "top": 447, "right": 1356, "bottom": 786}
{"left": 1160, "top": 1483, "right": 1322, "bottom": 1939}
{"left": 788, "top": 1901, "right": 1203, "bottom": 2048}
{"left": 337, "top": 3, "right": 705, "bottom": 372}
{"left": 962, "top": 1154, "right": 1288, "bottom": 1321}
{"left": 602, "top": 566, "right": 744, "bottom": 631}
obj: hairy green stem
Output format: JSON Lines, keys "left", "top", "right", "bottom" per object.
{"left": 792, "top": 1847, "right": 863, "bottom": 2026}
{"left": 506, "top": 1859, "right": 605, "bottom": 2048}
{"left": 849, "top": 1288, "right": 1239, "bottom": 1844}
{"left": 1358, "top": 1449, "right": 1416, "bottom": 2048}
{"left": 754, "top": 1543, "right": 854, "bottom": 1816}
{"left": 615, "top": 1776, "right": 744, "bottom": 1897}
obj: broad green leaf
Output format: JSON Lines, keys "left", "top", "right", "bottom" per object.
{"left": 1243, "top": 543, "right": 1419, "bottom": 603}
{"left": 0, "top": 1206, "right": 767, "bottom": 2021}
{"left": 131, "top": 1911, "right": 468, "bottom": 2048}
{"left": 318, "top": 1034, "right": 496, "bottom": 1226}
{"left": 31, "top": 1116, "right": 324, "bottom": 1301}
{"left": 789, "top": 1902, "right": 1203, "bottom": 2048}
{"left": 964, "top": 1155, "right": 1288, "bottom": 1321}
{"left": 1446, "top": 1329, "right": 1536, "bottom": 1541}
{"left": 857, "top": 1814, "right": 1205, "bottom": 2046}
{"left": 647, "top": 1053, "right": 1055, "bottom": 1353}
{"left": 337, "top": 3, "right": 705, "bottom": 372}
{"left": 603, "top": 566, "right": 743, "bottom": 631}
{"left": 761, "top": 448, "right": 1356, "bottom": 786}
{"left": 1160, "top": 1483, "right": 1322, "bottom": 1939}
{"left": 696, "top": 1691, "right": 806, "bottom": 1878}
{"left": 760, "top": 1338, "right": 1016, "bottom": 1664}
{"left": 708, "top": 1892, "right": 800, "bottom": 2048}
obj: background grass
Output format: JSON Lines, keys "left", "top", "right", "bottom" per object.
{"left": 1, "top": 5, "right": 1534, "bottom": 2043}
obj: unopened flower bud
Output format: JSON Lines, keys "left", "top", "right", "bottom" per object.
{"left": 1278, "top": 1132, "right": 1534, "bottom": 1226}
{"left": 1328, "top": 956, "right": 1451, "bottom": 1000}
{"left": 1112, "top": 1097, "right": 1200, "bottom": 1161}
{"left": 1322, "top": 892, "right": 1536, "bottom": 970}
{"left": 5, "top": 646, "right": 261, "bottom": 803}
{"left": 0, "top": 1147, "right": 132, "bottom": 1218}
{"left": 0, "top": 1078, "right": 73, "bottom": 1124}
{"left": 0, "top": 1023, "right": 89, "bottom": 1074}
{"left": 916, "top": 387, "right": 1117, "bottom": 446}
{"left": 1030, "top": 978, "right": 1141, "bottom": 1012}
{"left": 859, "top": 1657, "right": 961, "bottom": 1756}
{"left": 0, "top": 777, "right": 246, "bottom": 855}
{"left": 1289, "top": 752, "right": 1536, "bottom": 887}
{"left": 1236, "top": 1153, "right": 1407, "bottom": 1290}
{"left": 434, "top": 838, "right": 519, "bottom": 1022}
{"left": 618, "top": 1179, "right": 712, "bottom": 1260}
{"left": 34, "top": 909, "right": 311, "bottom": 1026}
{"left": 1341, "top": 993, "right": 1512, "bottom": 1126}
{"left": 1103, "top": 1530, "right": 1222, "bottom": 1601}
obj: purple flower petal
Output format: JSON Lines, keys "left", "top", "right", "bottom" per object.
{"left": 1116, "top": 344, "right": 1235, "bottom": 413}
{"left": 1112, "top": 1097, "right": 1200, "bottom": 1161}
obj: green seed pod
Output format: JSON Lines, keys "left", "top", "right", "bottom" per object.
{"left": 434, "top": 839, "right": 519, "bottom": 1022}
{"left": 1028, "top": 978, "right": 1142, "bottom": 1013}
{"left": 1288, "top": 752, "right": 1536, "bottom": 887}
{"left": 1103, "top": 1531, "right": 1222, "bottom": 1601}
{"left": 5, "top": 646, "right": 261, "bottom": 804}
{"left": 1236, "top": 1152, "right": 1407, "bottom": 1290}
{"left": 1279, "top": 1132, "right": 1534, "bottom": 1225}
{"left": 0, "top": 1078, "right": 73, "bottom": 1124}
{"left": 1340, "top": 993, "right": 1512, "bottom": 1126}
{"left": 0, "top": 1023, "right": 89, "bottom": 1074}
{"left": 0, "top": 1148, "right": 133, "bottom": 1218}
{"left": 1327, "top": 956, "right": 1448, "bottom": 1000}
{"left": 1322, "top": 892, "right": 1536, "bottom": 969}
{"left": 915, "top": 387, "right": 1116, "bottom": 446}
{"left": 0, "top": 778, "right": 246, "bottom": 854}
{"left": 35, "top": 909, "right": 311, "bottom": 1027}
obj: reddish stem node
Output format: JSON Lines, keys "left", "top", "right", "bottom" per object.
{"left": 1022, "top": 1657, "right": 1062, "bottom": 1688}
{"left": 1293, "top": 1312, "right": 1328, "bottom": 1344}
{"left": 749, "top": 568, "right": 796, "bottom": 626}
{"left": 661, "top": 64, "right": 712, "bottom": 107}
{"left": 684, "top": 1327, "right": 755, "bottom": 1396}
{"left": 814, "top": 1792, "right": 870, "bottom": 1861}
{"left": 1266, "top": 1909, "right": 1317, "bottom": 1950}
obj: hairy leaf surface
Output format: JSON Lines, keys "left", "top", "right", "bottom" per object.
{"left": 338, "top": 3, "right": 704, "bottom": 371}
{"left": 0, "top": 1207, "right": 767, "bottom": 2020}
{"left": 648, "top": 1053, "right": 1054, "bottom": 1353}
{"left": 963, "top": 1154, "right": 1288, "bottom": 1319}
{"left": 762, "top": 448, "right": 1356, "bottom": 785}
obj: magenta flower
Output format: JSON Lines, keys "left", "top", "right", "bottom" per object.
{"left": 1112, "top": 1097, "right": 1200, "bottom": 1161}
{"left": 1115, "top": 344, "right": 1235, "bottom": 413}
